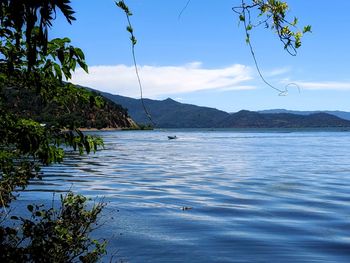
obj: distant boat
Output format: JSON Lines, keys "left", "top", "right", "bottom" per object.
{"left": 168, "top": 135, "right": 177, "bottom": 140}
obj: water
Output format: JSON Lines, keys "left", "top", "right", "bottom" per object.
{"left": 22, "top": 129, "right": 350, "bottom": 262}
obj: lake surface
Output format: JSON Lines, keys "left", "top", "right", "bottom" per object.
{"left": 23, "top": 129, "right": 350, "bottom": 262}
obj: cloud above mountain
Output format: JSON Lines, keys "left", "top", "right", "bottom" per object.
{"left": 296, "top": 81, "right": 350, "bottom": 90}
{"left": 71, "top": 62, "right": 255, "bottom": 98}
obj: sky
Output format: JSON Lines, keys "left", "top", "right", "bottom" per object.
{"left": 51, "top": 0, "right": 350, "bottom": 112}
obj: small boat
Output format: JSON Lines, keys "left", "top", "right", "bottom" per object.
{"left": 168, "top": 135, "right": 177, "bottom": 140}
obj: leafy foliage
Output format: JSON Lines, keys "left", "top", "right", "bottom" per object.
{"left": 0, "top": 1, "right": 108, "bottom": 262}
{"left": 1, "top": 81, "right": 133, "bottom": 130}
{"left": 1, "top": 193, "right": 106, "bottom": 263}
{"left": 233, "top": 0, "right": 311, "bottom": 55}
{"left": 0, "top": 0, "right": 79, "bottom": 74}
{"left": 232, "top": 0, "right": 311, "bottom": 95}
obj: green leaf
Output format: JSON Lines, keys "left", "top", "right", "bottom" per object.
{"left": 303, "top": 25, "right": 312, "bottom": 33}
{"left": 57, "top": 48, "right": 65, "bottom": 64}
{"left": 35, "top": 211, "right": 42, "bottom": 217}
{"left": 74, "top": 47, "right": 85, "bottom": 60}
{"left": 292, "top": 17, "right": 298, "bottom": 26}
{"left": 77, "top": 60, "right": 88, "bottom": 73}
{"left": 54, "top": 63, "right": 62, "bottom": 81}
{"left": 126, "top": 25, "right": 133, "bottom": 33}
{"left": 27, "top": 205, "right": 34, "bottom": 212}
{"left": 130, "top": 36, "right": 137, "bottom": 46}
{"left": 245, "top": 33, "right": 250, "bottom": 44}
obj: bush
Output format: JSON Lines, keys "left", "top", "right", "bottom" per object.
{"left": 1, "top": 193, "right": 106, "bottom": 263}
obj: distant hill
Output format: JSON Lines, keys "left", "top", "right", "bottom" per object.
{"left": 94, "top": 91, "right": 350, "bottom": 128}
{"left": 259, "top": 109, "right": 350, "bottom": 121}
{"left": 218, "top": 110, "right": 350, "bottom": 128}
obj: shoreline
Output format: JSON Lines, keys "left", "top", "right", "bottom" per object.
{"left": 68, "top": 127, "right": 153, "bottom": 132}
{"left": 77, "top": 127, "right": 123, "bottom": 131}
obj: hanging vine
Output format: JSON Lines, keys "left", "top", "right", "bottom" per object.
{"left": 178, "top": 0, "right": 311, "bottom": 95}
{"left": 178, "top": 0, "right": 192, "bottom": 20}
{"left": 117, "top": 1, "right": 311, "bottom": 105}
{"left": 233, "top": 0, "right": 311, "bottom": 95}
{"left": 116, "top": 0, "right": 155, "bottom": 126}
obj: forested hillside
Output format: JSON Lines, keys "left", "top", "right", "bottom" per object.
{"left": 99, "top": 93, "right": 230, "bottom": 128}
{"left": 1, "top": 83, "right": 136, "bottom": 129}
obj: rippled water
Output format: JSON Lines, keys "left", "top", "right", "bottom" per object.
{"left": 23, "top": 129, "right": 350, "bottom": 262}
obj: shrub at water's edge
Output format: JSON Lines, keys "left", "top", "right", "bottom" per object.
{"left": 0, "top": 1, "right": 111, "bottom": 261}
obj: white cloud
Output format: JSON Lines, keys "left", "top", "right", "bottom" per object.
{"left": 216, "top": 85, "right": 256, "bottom": 91}
{"left": 71, "top": 62, "right": 254, "bottom": 98}
{"left": 295, "top": 81, "right": 350, "bottom": 90}
{"left": 264, "top": 67, "right": 291, "bottom": 77}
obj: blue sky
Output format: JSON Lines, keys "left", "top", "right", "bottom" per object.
{"left": 51, "top": 0, "right": 350, "bottom": 112}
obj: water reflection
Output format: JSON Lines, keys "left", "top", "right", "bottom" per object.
{"left": 23, "top": 130, "right": 350, "bottom": 262}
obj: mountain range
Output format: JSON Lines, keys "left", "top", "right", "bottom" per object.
{"left": 258, "top": 109, "right": 350, "bottom": 121}
{"left": 96, "top": 90, "right": 350, "bottom": 129}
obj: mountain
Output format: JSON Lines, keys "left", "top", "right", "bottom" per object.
{"left": 95, "top": 91, "right": 350, "bottom": 128}
{"left": 218, "top": 110, "right": 350, "bottom": 128}
{"left": 259, "top": 109, "right": 350, "bottom": 121}
{"left": 100, "top": 93, "right": 229, "bottom": 128}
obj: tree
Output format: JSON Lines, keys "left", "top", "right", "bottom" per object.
{"left": 0, "top": 1, "right": 107, "bottom": 261}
